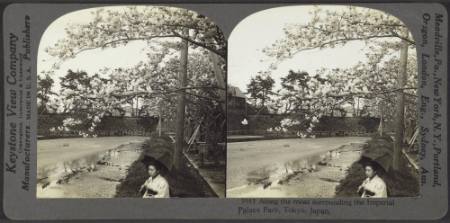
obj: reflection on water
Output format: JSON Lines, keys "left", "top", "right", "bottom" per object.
{"left": 37, "top": 146, "right": 141, "bottom": 189}
{"left": 228, "top": 143, "right": 365, "bottom": 198}
{"left": 246, "top": 149, "right": 342, "bottom": 186}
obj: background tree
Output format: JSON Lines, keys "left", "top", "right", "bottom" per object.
{"left": 275, "top": 69, "right": 347, "bottom": 135}
{"left": 280, "top": 70, "right": 315, "bottom": 114}
{"left": 246, "top": 72, "right": 275, "bottom": 109}
{"left": 56, "top": 69, "right": 111, "bottom": 135}
{"left": 37, "top": 72, "right": 56, "bottom": 114}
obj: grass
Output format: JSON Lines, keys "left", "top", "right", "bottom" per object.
{"left": 335, "top": 135, "right": 420, "bottom": 197}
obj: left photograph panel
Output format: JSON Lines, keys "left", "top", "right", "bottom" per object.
{"left": 36, "top": 6, "right": 227, "bottom": 198}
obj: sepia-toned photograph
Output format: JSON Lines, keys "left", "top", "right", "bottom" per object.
{"left": 227, "top": 5, "right": 420, "bottom": 198}
{"left": 36, "top": 6, "right": 226, "bottom": 198}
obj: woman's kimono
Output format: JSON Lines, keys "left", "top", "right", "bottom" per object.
{"left": 360, "top": 175, "right": 387, "bottom": 198}
{"left": 142, "top": 174, "right": 170, "bottom": 198}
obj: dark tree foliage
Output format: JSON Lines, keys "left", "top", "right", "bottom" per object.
{"left": 246, "top": 73, "right": 275, "bottom": 108}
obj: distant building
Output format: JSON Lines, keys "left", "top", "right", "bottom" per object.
{"left": 108, "top": 104, "right": 136, "bottom": 117}
{"left": 333, "top": 104, "right": 354, "bottom": 117}
{"left": 228, "top": 85, "right": 247, "bottom": 110}
{"left": 227, "top": 85, "right": 248, "bottom": 134}
{"left": 122, "top": 105, "right": 134, "bottom": 117}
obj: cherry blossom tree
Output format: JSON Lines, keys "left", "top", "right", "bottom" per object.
{"left": 44, "top": 6, "right": 226, "bottom": 173}
{"left": 46, "top": 6, "right": 225, "bottom": 62}
{"left": 263, "top": 6, "right": 416, "bottom": 170}
{"left": 263, "top": 6, "right": 413, "bottom": 63}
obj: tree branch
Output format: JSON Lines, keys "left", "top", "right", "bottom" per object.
{"left": 185, "top": 91, "right": 224, "bottom": 103}
{"left": 110, "top": 86, "right": 225, "bottom": 98}
{"left": 280, "top": 87, "right": 417, "bottom": 102}
{"left": 171, "top": 30, "right": 226, "bottom": 59}
{"left": 69, "top": 35, "right": 179, "bottom": 58}
{"left": 66, "top": 32, "right": 225, "bottom": 60}
{"left": 325, "top": 87, "right": 417, "bottom": 99}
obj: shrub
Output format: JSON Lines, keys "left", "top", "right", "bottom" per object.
{"left": 335, "top": 136, "right": 419, "bottom": 197}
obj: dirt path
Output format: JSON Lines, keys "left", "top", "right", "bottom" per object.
{"left": 227, "top": 142, "right": 366, "bottom": 198}
{"left": 37, "top": 142, "right": 143, "bottom": 198}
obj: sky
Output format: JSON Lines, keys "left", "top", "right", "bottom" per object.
{"left": 228, "top": 5, "right": 373, "bottom": 92}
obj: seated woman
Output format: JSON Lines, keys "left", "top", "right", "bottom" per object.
{"left": 357, "top": 161, "right": 387, "bottom": 198}
{"left": 139, "top": 163, "right": 170, "bottom": 198}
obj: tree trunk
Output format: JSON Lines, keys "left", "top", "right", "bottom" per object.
{"left": 136, "top": 97, "right": 139, "bottom": 117}
{"left": 261, "top": 91, "right": 265, "bottom": 109}
{"left": 174, "top": 30, "right": 189, "bottom": 172}
{"left": 158, "top": 110, "right": 162, "bottom": 137}
{"left": 330, "top": 104, "right": 335, "bottom": 117}
{"left": 130, "top": 99, "right": 134, "bottom": 117}
{"left": 393, "top": 34, "right": 409, "bottom": 171}
{"left": 356, "top": 97, "right": 360, "bottom": 117}
{"left": 157, "top": 100, "right": 163, "bottom": 137}
{"left": 378, "top": 100, "right": 384, "bottom": 136}
{"left": 210, "top": 52, "right": 226, "bottom": 112}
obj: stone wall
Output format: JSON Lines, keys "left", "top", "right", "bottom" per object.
{"left": 38, "top": 114, "right": 160, "bottom": 138}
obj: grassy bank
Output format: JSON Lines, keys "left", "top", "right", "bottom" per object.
{"left": 335, "top": 136, "right": 420, "bottom": 197}
{"left": 115, "top": 133, "right": 217, "bottom": 197}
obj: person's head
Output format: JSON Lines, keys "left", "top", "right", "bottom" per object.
{"left": 364, "top": 162, "right": 378, "bottom": 178}
{"left": 147, "top": 163, "right": 159, "bottom": 178}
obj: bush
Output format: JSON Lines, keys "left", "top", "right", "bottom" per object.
{"left": 115, "top": 158, "right": 149, "bottom": 197}
{"left": 335, "top": 136, "right": 420, "bottom": 197}
{"left": 115, "top": 134, "right": 217, "bottom": 197}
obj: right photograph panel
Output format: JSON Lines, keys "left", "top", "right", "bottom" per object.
{"left": 227, "top": 5, "right": 419, "bottom": 198}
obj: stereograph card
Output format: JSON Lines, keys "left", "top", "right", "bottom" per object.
{"left": 1, "top": 0, "right": 448, "bottom": 221}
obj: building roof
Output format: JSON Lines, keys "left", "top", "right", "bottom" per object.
{"left": 228, "top": 85, "right": 246, "bottom": 98}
